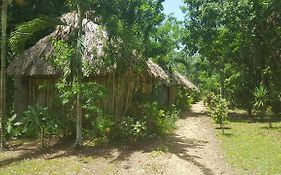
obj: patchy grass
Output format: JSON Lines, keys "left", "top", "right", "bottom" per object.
{"left": 0, "top": 137, "right": 175, "bottom": 175}
{"left": 216, "top": 114, "right": 281, "bottom": 175}
{"left": 0, "top": 150, "right": 117, "bottom": 175}
{"left": 1, "top": 157, "right": 81, "bottom": 175}
{"left": 0, "top": 140, "right": 118, "bottom": 175}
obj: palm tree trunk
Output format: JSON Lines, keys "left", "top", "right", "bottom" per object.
{"left": 0, "top": 0, "right": 8, "bottom": 150}
{"left": 74, "top": 2, "right": 84, "bottom": 147}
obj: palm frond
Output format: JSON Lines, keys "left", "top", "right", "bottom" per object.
{"left": 10, "top": 16, "right": 65, "bottom": 55}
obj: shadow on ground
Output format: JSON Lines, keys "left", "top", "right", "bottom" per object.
{"left": 179, "top": 110, "right": 208, "bottom": 119}
{"left": 0, "top": 108, "right": 217, "bottom": 175}
{"left": 228, "top": 112, "right": 281, "bottom": 125}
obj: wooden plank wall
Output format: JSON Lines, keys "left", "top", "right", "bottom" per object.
{"left": 16, "top": 72, "right": 163, "bottom": 118}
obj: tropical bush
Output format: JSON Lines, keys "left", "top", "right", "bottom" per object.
{"left": 109, "top": 102, "right": 178, "bottom": 143}
{"left": 6, "top": 105, "right": 64, "bottom": 146}
{"left": 176, "top": 88, "right": 200, "bottom": 111}
{"left": 6, "top": 114, "right": 22, "bottom": 138}
{"left": 253, "top": 85, "right": 273, "bottom": 128}
{"left": 145, "top": 102, "right": 178, "bottom": 136}
{"left": 208, "top": 94, "right": 230, "bottom": 133}
{"left": 112, "top": 116, "right": 148, "bottom": 142}
{"left": 204, "top": 92, "right": 216, "bottom": 108}
{"left": 253, "top": 85, "right": 269, "bottom": 111}
{"left": 176, "top": 88, "right": 193, "bottom": 111}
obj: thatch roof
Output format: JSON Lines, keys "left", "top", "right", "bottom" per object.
{"left": 7, "top": 34, "right": 61, "bottom": 76}
{"left": 170, "top": 72, "right": 199, "bottom": 91}
{"left": 7, "top": 12, "right": 198, "bottom": 90}
{"left": 146, "top": 59, "right": 169, "bottom": 81}
{"left": 7, "top": 12, "right": 170, "bottom": 82}
{"left": 8, "top": 12, "right": 107, "bottom": 76}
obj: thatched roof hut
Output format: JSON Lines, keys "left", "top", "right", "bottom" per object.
{"left": 7, "top": 12, "right": 170, "bottom": 82}
{"left": 8, "top": 12, "right": 171, "bottom": 117}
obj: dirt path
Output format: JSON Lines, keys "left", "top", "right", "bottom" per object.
{"left": 109, "top": 101, "right": 235, "bottom": 175}
{"left": 164, "top": 101, "right": 235, "bottom": 175}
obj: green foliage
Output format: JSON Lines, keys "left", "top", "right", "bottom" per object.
{"left": 10, "top": 17, "right": 64, "bottom": 55}
{"left": 52, "top": 39, "right": 107, "bottom": 131}
{"left": 6, "top": 114, "right": 22, "bottom": 137}
{"left": 107, "top": 102, "right": 178, "bottom": 143}
{"left": 56, "top": 80, "right": 107, "bottom": 139}
{"left": 97, "top": 0, "right": 166, "bottom": 71}
{"left": 253, "top": 85, "right": 273, "bottom": 128}
{"left": 150, "top": 14, "right": 183, "bottom": 60}
{"left": 176, "top": 88, "right": 192, "bottom": 110}
{"left": 175, "top": 88, "right": 199, "bottom": 111}
{"left": 253, "top": 85, "right": 269, "bottom": 111}
{"left": 8, "top": 0, "right": 67, "bottom": 51}
{"left": 6, "top": 106, "right": 64, "bottom": 146}
{"left": 143, "top": 102, "right": 178, "bottom": 136}
{"left": 92, "top": 114, "right": 114, "bottom": 139}
{"left": 204, "top": 92, "right": 216, "bottom": 108}
{"left": 208, "top": 95, "right": 229, "bottom": 133}
{"left": 157, "top": 104, "right": 178, "bottom": 135}
{"left": 21, "top": 106, "right": 63, "bottom": 138}
{"left": 8, "top": 0, "right": 174, "bottom": 146}
{"left": 115, "top": 116, "right": 148, "bottom": 142}
{"left": 182, "top": 0, "right": 281, "bottom": 112}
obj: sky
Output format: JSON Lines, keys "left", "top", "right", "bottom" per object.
{"left": 163, "top": 0, "right": 185, "bottom": 21}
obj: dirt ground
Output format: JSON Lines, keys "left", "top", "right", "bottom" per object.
{"left": 109, "top": 101, "right": 235, "bottom": 175}
{"left": 0, "top": 102, "right": 235, "bottom": 175}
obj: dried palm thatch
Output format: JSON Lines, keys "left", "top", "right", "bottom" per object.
{"left": 170, "top": 72, "right": 199, "bottom": 91}
{"left": 8, "top": 12, "right": 108, "bottom": 76}
{"left": 146, "top": 59, "right": 169, "bottom": 82}
{"left": 7, "top": 12, "right": 170, "bottom": 82}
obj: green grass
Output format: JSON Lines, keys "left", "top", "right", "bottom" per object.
{"left": 217, "top": 119, "right": 281, "bottom": 175}
{"left": 0, "top": 149, "right": 115, "bottom": 175}
{"left": 1, "top": 157, "right": 81, "bottom": 175}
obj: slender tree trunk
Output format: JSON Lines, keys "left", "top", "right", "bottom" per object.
{"left": 75, "top": 91, "right": 83, "bottom": 147}
{"left": 0, "top": 0, "right": 8, "bottom": 150}
{"left": 74, "top": 2, "right": 84, "bottom": 147}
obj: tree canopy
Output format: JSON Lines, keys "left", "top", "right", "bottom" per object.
{"left": 182, "top": 0, "right": 281, "bottom": 112}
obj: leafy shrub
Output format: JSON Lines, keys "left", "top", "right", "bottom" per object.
{"left": 176, "top": 88, "right": 200, "bottom": 111}
{"left": 208, "top": 94, "right": 229, "bottom": 133}
{"left": 24, "top": 106, "right": 63, "bottom": 137}
{"left": 6, "top": 105, "right": 64, "bottom": 146}
{"left": 176, "top": 88, "right": 193, "bottom": 111}
{"left": 6, "top": 114, "right": 22, "bottom": 138}
{"left": 110, "top": 102, "right": 178, "bottom": 143}
{"left": 253, "top": 85, "right": 273, "bottom": 128}
{"left": 253, "top": 85, "right": 269, "bottom": 111}
{"left": 91, "top": 114, "right": 114, "bottom": 143}
{"left": 109, "top": 116, "right": 148, "bottom": 143}
{"left": 204, "top": 92, "right": 216, "bottom": 108}
{"left": 55, "top": 74, "right": 107, "bottom": 137}
{"left": 145, "top": 102, "right": 178, "bottom": 135}
{"left": 131, "top": 120, "right": 148, "bottom": 138}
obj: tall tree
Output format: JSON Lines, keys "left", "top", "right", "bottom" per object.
{"left": 0, "top": 0, "right": 9, "bottom": 150}
{"left": 72, "top": 0, "right": 83, "bottom": 147}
